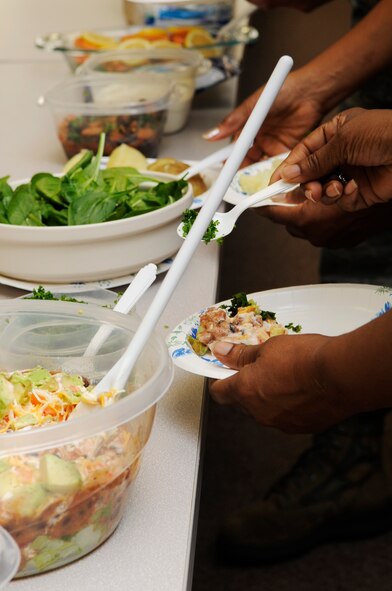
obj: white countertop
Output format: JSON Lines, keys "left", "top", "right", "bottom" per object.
{"left": 1, "top": 1, "right": 235, "bottom": 589}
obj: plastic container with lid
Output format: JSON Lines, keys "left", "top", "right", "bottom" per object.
{"left": 123, "top": 0, "right": 234, "bottom": 31}
{"left": 78, "top": 48, "right": 210, "bottom": 133}
{"left": 40, "top": 73, "right": 172, "bottom": 157}
{"left": 0, "top": 299, "right": 173, "bottom": 577}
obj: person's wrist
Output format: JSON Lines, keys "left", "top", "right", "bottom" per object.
{"left": 295, "top": 63, "right": 346, "bottom": 114}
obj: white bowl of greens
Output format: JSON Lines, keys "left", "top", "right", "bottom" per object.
{"left": 0, "top": 135, "right": 192, "bottom": 283}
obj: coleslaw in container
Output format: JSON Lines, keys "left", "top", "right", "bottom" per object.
{"left": 0, "top": 300, "right": 173, "bottom": 577}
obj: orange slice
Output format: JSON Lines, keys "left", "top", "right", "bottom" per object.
{"left": 121, "top": 28, "right": 168, "bottom": 42}
{"left": 184, "top": 28, "right": 220, "bottom": 58}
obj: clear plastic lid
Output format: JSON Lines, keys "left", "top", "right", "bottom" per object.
{"left": 41, "top": 73, "right": 172, "bottom": 114}
{"left": 0, "top": 527, "right": 20, "bottom": 589}
{"left": 78, "top": 48, "right": 209, "bottom": 79}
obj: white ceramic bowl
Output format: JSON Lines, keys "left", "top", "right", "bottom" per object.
{"left": 1, "top": 172, "right": 192, "bottom": 283}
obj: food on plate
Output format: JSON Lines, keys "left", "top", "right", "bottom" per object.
{"left": 148, "top": 158, "right": 207, "bottom": 196}
{"left": 181, "top": 209, "right": 222, "bottom": 244}
{"left": 58, "top": 110, "right": 166, "bottom": 159}
{"left": 0, "top": 134, "right": 188, "bottom": 227}
{"left": 188, "top": 292, "right": 301, "bottom": 355}
{"left": 0, "top": 366, "right": 117, "bottom": 434}
{"left": 106, "top": 144, "right": 148, "bottom": 170}
{"left": 74, "top": 26, "right": 220, "bottom": 58}
{"left": 238, "top": 157, "right": 283, "bottom": 195}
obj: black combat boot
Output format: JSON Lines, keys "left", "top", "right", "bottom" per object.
{"left": 217, "top": 412, "right": 392, "bottom": 565}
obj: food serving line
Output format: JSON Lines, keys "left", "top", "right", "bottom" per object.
{"left": 0, "top": 1, "right": 235, "bottom": 589}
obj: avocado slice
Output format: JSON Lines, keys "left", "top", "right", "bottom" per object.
{"left": 40, "top": 454, "right": 82, "bottom": 495}
{"left": 12, "top": 484, "right": 49, "bottom": 517}
{"left": 0, "top": 470, "right": 18, "bottom": 495}
{"left": 0, "top": 374, "right": 14, "bottom": 419}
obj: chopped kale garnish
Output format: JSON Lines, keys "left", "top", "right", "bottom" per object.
{"left": 24, "top": 286, "right": 87, "bottom": 304}
{"left": 285, "top": 322, "right": 302, "bottom": 333}
{"left": 181, "top": 209, "right": 222, "bottom": 244}
{"left": 221, "top": 292, "right": 250, "bottom": 317}
{"left": 261, "top": 310, "right": 277, "bottom": 321}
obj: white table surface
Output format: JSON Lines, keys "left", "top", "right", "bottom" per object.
{"left": 1, "top": 1, "right": 235, "bottom": 589}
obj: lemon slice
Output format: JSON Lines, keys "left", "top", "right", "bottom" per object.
{"left": 106, "top": 144, "right": 148, "bottom": 170}
{"left": 151, "top": 39, "right": 182, "bottom": 48}
{"left": 184, "top": 28, "right": 220, "bottom": 58}
{"left": 79, "top": 32, "right": 118, "bottom": 50}
{"left": 117, "top": 38, "right": 152, "bottom": 49}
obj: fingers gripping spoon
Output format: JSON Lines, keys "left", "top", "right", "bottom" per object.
{"left": 89, "top": 56, "right": 294, "bottom": 403}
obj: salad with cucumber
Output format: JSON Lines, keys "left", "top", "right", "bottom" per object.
{"left": 0, "top": 365, "right": 145, "bottom": 576}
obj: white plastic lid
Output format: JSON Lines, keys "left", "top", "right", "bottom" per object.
{"left": 0, "top": 527, "right": 20, "bottom": 589}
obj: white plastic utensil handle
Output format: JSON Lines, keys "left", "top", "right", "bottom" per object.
{"left": 82, "top": 263, "right": 157, "bottom": 358}
{"left": 233, "top": 179, "right": 300, "bottom": 215}
{"left": 94, "top": 55, "right": 294, "bottom": 395}
{"left": 184, "top": 143, "right": 234, "bottom": 179}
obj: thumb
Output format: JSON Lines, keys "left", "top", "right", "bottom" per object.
{"left": 210, "top": 341, "right": 261, "bottom": 369}
{"left": 280, "top": 139, "right": 343, "bottom": 184}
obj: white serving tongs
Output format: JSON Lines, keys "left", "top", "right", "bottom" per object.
{"left": 79, "top": 56, "right": 294, "bottom": 407}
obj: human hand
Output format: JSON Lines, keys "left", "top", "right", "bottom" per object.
{"left": 256, "top": 195, "right": 392, "bottom": 248}
{"left": 272, "top": 108, "right": 392, "bottom": 211}
{"left": 203, "top": 71, "right": 325, "bottom": 166}
{"left": 208, "top": 334, "right": 347, "bottom": 433}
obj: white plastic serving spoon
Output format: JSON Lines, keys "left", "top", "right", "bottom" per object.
{"left": 69, "top": 263, "right": 157, "bottom": 418}
{"left": 177, "top": 179, "right": 299, "bottom": 241}
{"left": 82, "top": 55, "right": 294, "bottom": 405}
{"left": 181, "top": 143, "right": 234, "bottom": 180}
{"left": 82, "top": 263, "right": 157, "bottom": 358}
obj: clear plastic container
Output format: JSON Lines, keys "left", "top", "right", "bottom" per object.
{"left": 78, "top": 48, "right": 210, "bottom": 133}
{"left": 40, "top": 74, "right": 171, "bottom": 157}
{"left": 0, "top": 299, "right": 173, "bottom": 577}
{"left": 0, "top": 527, "right": 21, "bottom": 588}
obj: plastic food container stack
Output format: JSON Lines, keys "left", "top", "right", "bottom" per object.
{"left": 123, "top": 0, "right": 234, "bottom": 31}
{"left": 78, "top": 48, "right": 210, "bottom": 133}
{"left": 0, "top": 300, "right": 173, "bottom": 577}
{"left": 40, "top": 73, "right": 172, "bottom": 157}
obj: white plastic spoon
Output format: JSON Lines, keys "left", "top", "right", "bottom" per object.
{"left": 177, "top": 179, "right": 299, "bottom": 241}
{"left": 85, "top": 56, "right": 294, "bottom": 403}
{"left": 69, "top": 263, "right": 157, "bottom": 418}
{"left": 182, "top": 143, "right": 234, "bottom": 180}
{"left": 82, "top": 263, "right": 157, "bottom": 358}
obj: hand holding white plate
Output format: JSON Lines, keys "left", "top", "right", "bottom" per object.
{"left": 167, "top": 284, "right": 390, "bottom": 380}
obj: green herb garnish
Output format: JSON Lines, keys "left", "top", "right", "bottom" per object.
{"left": 285, "top": 322, "right": 302, "bottom": 333}
{"left": 220, "top": 292, "right": 252, "bottom": 317}
{"left": 0, "top": 133, "right": 188, "bottom": 227}
{"left": 23, "top": 286, "right": 87, "bottom": 304}
{"left": 181, "top": 209, "right": 223, "bottom": 244}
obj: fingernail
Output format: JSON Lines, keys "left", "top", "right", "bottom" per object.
{"left": 326, "top": 182, "right": 341, "bottom": 198}
{"left": 304, "top": 189, "right": 316, "bottom": 203}
{"left": 210, "top": 341, "right": 234, "bottom": 356}
{"left": 344, "top": 179, "right": 358, "bottom": 195}
{"left": 281, "top": 164, "right": 301, "bottom": 180}
{"left": 202, "top": 127, "right": 220, "bottom": 139}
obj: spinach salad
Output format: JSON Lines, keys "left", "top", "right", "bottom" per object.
{"left": 0, "top": 134, "right": 188, "bottom": 227}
